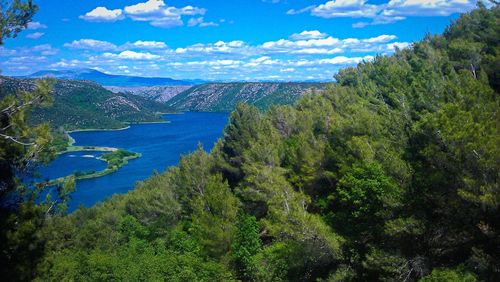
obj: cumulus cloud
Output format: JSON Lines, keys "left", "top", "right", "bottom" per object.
{"left": 3, "top": 27, "right": 411, "bottom": 80}
{"left": 289, "top": 30, "right": 328, "bottom": 40}
{"left": 385, "top": 0, "right": 476, "bottom": 17}
{"left": 80, "top": 1, "right": 212, "bottom": 28}
{"left": 312, "top": 0, "right": 380, "bottom": 18}
{"left": 80, "top": 7, "right": 124, "bottom": 22}
{"left": 170, "top": 31, "right": 407, "bottom": 58}
{"left": 27, "top": 21, "right": 47, "bottom": 30}
{"left": 188, "top": 17, "right": 219, "bottom": 27}
{"left": 260, "top": 33, "right": 403, "bottom": 55}
{"left": 64, "top": 39, "right": 117, "bottom": 51}
{"left": 103, "top": 50, "right": 161, "bottom": 60}
{"left": 26, "top": 32, "right": 44, "bottom": 39}
{"left": 290, "top": 0, "right": 477, "bottom": 27}
{"left": 129, "top": 40, "right": 168, "bottom": 49}
{"left": 175, "top": 40, "right": 250, "bottom": 55}
{"left": 124, "top": 0, "right": 205, "bottom": 28}
{"left": 31, "top": 44, "right": 59, "bottom": 56}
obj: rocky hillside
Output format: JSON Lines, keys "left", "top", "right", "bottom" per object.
{"left": 0, "top": 76, "right": 171, "bottom": 130}
{"left": 167, "top": 82, "right": 326, "bottom": 112}
{"left": 105, "top": 85, "right": 192, "bottom": 103}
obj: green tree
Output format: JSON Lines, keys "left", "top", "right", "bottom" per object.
{"left": 231, "top": 213, "right": 262, "bottom": 281}
{"left": 0, "top": 0, "right": 38, "bottom": 44}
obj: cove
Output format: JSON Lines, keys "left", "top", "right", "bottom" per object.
{"left": 38, "top": 112, "right": 228, "bottom": 212}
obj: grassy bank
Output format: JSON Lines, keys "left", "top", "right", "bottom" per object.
{"left": 42, "top": 149, "right": 141, "bottom": 187}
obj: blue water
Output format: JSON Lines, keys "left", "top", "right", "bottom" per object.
{"left": 39, "top": 112, "right": 228, "bottom": 212}
{"left": 37, "top": 151, "right": 107, "bottom": 181}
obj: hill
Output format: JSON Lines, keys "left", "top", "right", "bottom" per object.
{"left": 25, "top": 69, "right": 198, "bottom": 87}
{"left": 0, "top": 76, "right": 171, "bottom": 130}
{"left": 105, "top": 85, "right": 192, "bottom": 103}
{"left": 167, "top": 82, "right": 326, "bottom": 112}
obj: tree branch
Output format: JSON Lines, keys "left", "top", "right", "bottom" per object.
{"left": 0, "top": 133, "right": 34, "bottom": 146}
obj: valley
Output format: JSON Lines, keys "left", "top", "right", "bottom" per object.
{"left": 1, "top": 2, "right": 498, "bottom": 280}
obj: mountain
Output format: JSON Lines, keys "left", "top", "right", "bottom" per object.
{"left": 0, "top": 76, "right": 171, "bottom": 130}
{"left": 25, "top": 69, "right": 198, "bottom": 87}
{"left": 167, "top": 82, "right": 326, "bottom": 112}
{"left": 105, "top": 85, "right": 192, "bottom": 103}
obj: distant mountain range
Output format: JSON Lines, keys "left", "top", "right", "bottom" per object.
{"left": 166, "top": 82, "right": 327, "bottom": 112}
{"left": 0, "top": 76, "right": 171, "bottom": 130}
{"left": 22, "top": 69, "right": 201, "bottom": 87}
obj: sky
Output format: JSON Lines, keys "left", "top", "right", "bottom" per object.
{"left": 0, "top": 0, "right": 485, "bottom": 81}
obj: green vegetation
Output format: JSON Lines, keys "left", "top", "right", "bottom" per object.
{"left": 0, "top": 76, "right": 172, "bottom": 131}
{"left": 43, "top": 149, "right": 141, "bottom": 187}
{"left": 1, "top": 3, "right": 499, "bottom": 281}
{"left": 101, "top": 149, "right": 140, "bottom": 169}
{"left": 167, "top": 82, "right": 326, "bottom": 112}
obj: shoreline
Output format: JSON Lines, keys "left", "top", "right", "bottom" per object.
{"left": 58, "top": 146, "right": 118, "bottom": 155}
{"left": 65, "top": 115, "right": 176, "bottom": 134}
{"left": 67, "top": 125, "right": 131, "bottom": 133}
{"left": 42, "top": 151, "right": 141, "bottom": 187}
{"left": 127, "top": 120, "right": 170, "bottom": 125}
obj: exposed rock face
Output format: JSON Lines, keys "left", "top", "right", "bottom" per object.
{"left": 166, "top": 82, "right": 327, "bottom": 112}
{"left": 105, "top": 85, "right": 192, "bottom": 103}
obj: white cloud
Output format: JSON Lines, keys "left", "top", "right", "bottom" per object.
{"left": 260, "top": 33, "right": 402, "bottom": 55}
{"left": 130, "top": 40, "right": 168, "bottom": 49}
{"left": 290, "top": 30, "right": 328, "bottom": 40}
{"left": 103, "top": 50, "right": 161, "bottom": 60}
{"left": 32, "top": 44, "right": 59, "bottom": 56}
{"left": 385, "top": 0, "right": 476, "bottom": 16}
{"left": 187, "top": 17, "right": 203, "bottom": 27}
{"left": 362, "top": 34, "right": 397, "bottom": 43}
{"left": 286, "top": 6, "right": 316, "bottom": 15}
{"left": 292, "top": 0, "right": 477, "bottom": 27}
{"left": 312, "top": 0, "right": 380, "bottom": 18}
{"left": 188, "top": 17, "right": 219, "bottom": 27}
{"left": 64, "top": 39, "right": 117, "bottom": 51}
{"left": 387, "top": 41, "right": 411, "bottom": 50}
{"left": 80, "top": 7, "right": 124, "bottom": 22}
{"left": 124, "top": 0, "right": 165, "bottom": 14}
{"left": 80, "top": 1, "right": 209, "bottom": 28}
{"left": 27, "top": 21, "right": 47, "bottom": 30}
{"left": 175, "top": 40, "right": 250, "bottom": 55}
{"left": 26, "top": 32, "right": 44, "bottom": 39}
{"left": 124, "top": 0, "right": 205, "bottom": 28}
{"left": 0, "top": 47, "right": 17, "bottom": 57}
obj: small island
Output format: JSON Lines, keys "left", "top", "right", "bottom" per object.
{"left": 42, "top": 149, "right": 141, "bottom": 187}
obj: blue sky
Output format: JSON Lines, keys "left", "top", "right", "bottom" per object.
{"left": 0, "top": 0, "right": 483, "bottom": 81}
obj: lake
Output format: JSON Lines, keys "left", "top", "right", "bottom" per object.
{"left": 37, "top": 112, "right": 229, "bottom": 212}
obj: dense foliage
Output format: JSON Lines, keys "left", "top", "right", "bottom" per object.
{"left": 28, "top": 5, "right": 500, "bottom": 281}
{"left": 101, "top": 149, "right": 139, "bottom": 170}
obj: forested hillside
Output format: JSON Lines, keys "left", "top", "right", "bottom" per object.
{"left": 24, "top": 5, "right": 500, "bottom": 281}
{"left": 167, "top": 82, "right": 325, "bottom": 112}
{"left": 0, "top": 77, "right": 171, "bottom": 130}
